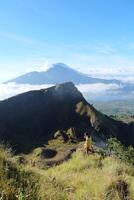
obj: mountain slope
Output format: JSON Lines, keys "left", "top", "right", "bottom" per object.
{"left": 1, "top": 144, "right": 134, "bottom": 199}
{"left": 6, "top": 63, "right": 120, "bottom": 85}
{"left": 0, "top": 82, "right": 133, "bottom": 153}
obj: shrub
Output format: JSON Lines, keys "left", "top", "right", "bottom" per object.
{"left": 107, "top": 138, "right": 134, "bottom": 165}
{"left": 0, "top": 144, "right": 40, "bottom": 200}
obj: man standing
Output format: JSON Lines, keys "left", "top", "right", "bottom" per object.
{"left": 84, "top": 133, "right": 93, "bottom": 155}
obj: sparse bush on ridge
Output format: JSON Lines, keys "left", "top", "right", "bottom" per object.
{"left": 107, "top": 137, "right": 134, "bottom": 165}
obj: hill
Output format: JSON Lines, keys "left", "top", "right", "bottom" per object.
{"left": 1, "top": 144, "right": 134, "bottom": 200}
{"left": 5, "top": 63, "right": 120, "bottom": 85}
{"left": 0, "top": 82, "right": 133, "bottom": 154}
{"left": 0, "top": 82, "right": 134, "bottom": 199}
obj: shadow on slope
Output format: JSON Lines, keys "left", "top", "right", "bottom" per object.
{"left": 0, "top": 82, "right": 133, "bottom": 154}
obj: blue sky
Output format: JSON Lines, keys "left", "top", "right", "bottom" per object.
{"left": 1, "top": 0, "right": 134, "bottom": 81}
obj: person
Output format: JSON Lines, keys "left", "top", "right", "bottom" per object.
{"left": 84, "top": 133, "right": 93, "bottom": 155}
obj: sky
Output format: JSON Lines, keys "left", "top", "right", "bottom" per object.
{"left": 0, "top": 0, "right": 134, "bottom": 82}
{"left": 0, "top": 0, "right": 134, "bottom": 101}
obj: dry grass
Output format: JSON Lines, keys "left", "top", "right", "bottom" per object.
{"left": 37, "top": 151, "right": 134, "bottom": 200}
{"left": 1, "top": 144, "right": 134, "bottom": 200}
{"left": 0, "top": 144, "right": 40, "bottom": 200}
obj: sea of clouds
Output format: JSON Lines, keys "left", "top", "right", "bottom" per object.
{"left": 0, "top": 82, "right": 125, "bottom": 101}
{"left": 0, "top": 62, "right": 134, "bottom": 101}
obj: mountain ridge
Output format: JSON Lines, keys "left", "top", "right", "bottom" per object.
{"left": 0, "top": 82, "right": 133, "bottom": 154}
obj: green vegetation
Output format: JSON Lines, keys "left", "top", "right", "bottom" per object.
{"left": 1, "top": 143, "right": 134, "bottom": 199}
{"left": 0, "top": 144, "right": 40, "bottom": 200}
{"left": 107, "top": 138, "right": 134, "bottom": 165}
{"left": 38, "top": 150, "right": 134, "bottom": 200}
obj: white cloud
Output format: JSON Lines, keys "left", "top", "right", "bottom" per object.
{"left": 77, "top": 83, "right": 122, "bottom": 95}
{"left": 0, "top": 39, "right": 134, "bottom": 85}
{"left": 0, "top": 83, "right": 53, "bottom": 100}
{"left": 36, "top": 60, "right": 54, "bottom": 72}
{"left": 118, "top": 77, "right": 134, "bottom": 84}
{"left": 70, "top": 53, "right": 134, "bottom": 84}
{"left": 81, "top": 66, "right": 134, "bottom": 83}
{"left": 0, "top": 82, "right": 124, "bottom": 101}
{"left": 0, "top": 31, "right": 36, "bottom": 46}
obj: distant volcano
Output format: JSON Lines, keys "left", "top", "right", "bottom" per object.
{"left": 6, "top": 63, "right": 120, "bottom": 85}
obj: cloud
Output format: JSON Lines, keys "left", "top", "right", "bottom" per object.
{"left": 1, "top": 39, "right": 134, "bottom": 84}
{"left": 118, "top": 77, "right": 134, "bottom": 84}
{"left": 37, "top": 60, "right": 54, "bottom": 72}
{"left": 91, "top": 43, "right": 116, "bottom": 55}
{"left": 0, "top": 83, "right": 53, "bottom": 100}
{"left": 85, "top": 67, "right": 134, "bottom": 84}
{"left": 0, "top": 31, "right": 51, "bottom": 50}
{"left": 77, "top": 83, "right": 134, "bottom": 101}
{"left": 0, "top": 31, "right": 36, "bottom": 46}
{"left": 77, "top": 83, "right": 122, "bottom": 94}
{"left": 70, "top": 53, "right": 134, "bottom": 84}
{"left": 0, "top": 82, "right": 124, "bottom": 101}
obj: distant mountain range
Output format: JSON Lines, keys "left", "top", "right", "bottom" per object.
{"left": 0, "top": 82, "right": 133, "bottom": 153}
{"left": 6, "top": 63, "right": 121, "bottom": 85}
